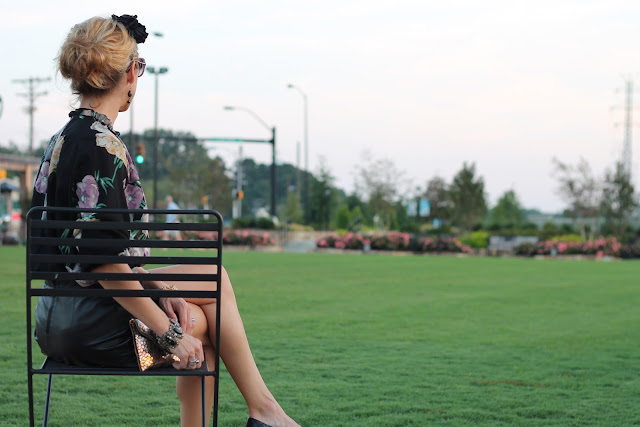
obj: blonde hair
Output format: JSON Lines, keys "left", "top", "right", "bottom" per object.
{"left": 58, "top": 16, "right": 138, "bottom": 96}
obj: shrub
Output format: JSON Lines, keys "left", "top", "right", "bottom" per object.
{"left": 618, "top": 244, "right": 640, "bottom": 259}
{"left": 316, "top": 232, "right": 341, "bottom": 248}
{"left": 514, "top": 237, "right": 626, "bottom": 258}
{"left": 232, "top": 217, "right": 276, "bottom": 230}
{"left": 459, "top": 231, "right": 489, "bottom": 249}
{"left": 315, "top": 232, "right": 472, "bottom": 254}
{"left": 418, "top": 236, "right": 473, "bottom": 254}
{"left": 369, "top": 231, "right": 411, "bottom": 251}
{"left": 342, "top": 232, "right": 370, "bottom": 250}
{"left": 550, "top": 234, "right": 583, "bottom": 243}
{"left": 223, "top": 230, "right": 275, "bottom": 246}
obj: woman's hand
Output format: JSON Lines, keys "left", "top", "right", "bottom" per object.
{"left": 159, "top": 297, "right": 195, "bottom": 334}
{"left": 170, "top": 334, "right": 204, "bottom": 370}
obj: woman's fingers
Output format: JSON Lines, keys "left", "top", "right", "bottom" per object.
{"left": 177, "top": 301, "right": 192, "bottom": 334}
{"left": 171, "top": 335, "right": 203, "bottom": 370}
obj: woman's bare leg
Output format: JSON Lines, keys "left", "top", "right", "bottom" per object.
{"left": 149, "top": 264, "right": 299, "bottom": 427}
{"left": 176, "top": 343, "right": 216, "bottom": 427}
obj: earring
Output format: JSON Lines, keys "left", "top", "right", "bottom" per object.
{"left": 127, "top": 88, "right": 133, "bottom": 104}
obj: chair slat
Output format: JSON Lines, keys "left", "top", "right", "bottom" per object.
{"left": 30, "top": 288, "right": 218, "bottom": 298}
{"left": 30, "top": 272, "right": 218, "bottom": 282}
{"left": 30, "top": 220, "right": 220, "bottom": 232}
{"left": 31, "top": 237, "right": 219, "bottom": 249}
{"left": 31, "top": 254, "right": 218, "bottom": 265}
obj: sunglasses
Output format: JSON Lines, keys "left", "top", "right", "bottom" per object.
{"left": 128, "top": 57, "right": 146, "bottom": 77}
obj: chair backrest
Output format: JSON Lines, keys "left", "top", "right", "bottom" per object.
{"left": 26, "top": 206, "right": 223, "bottom": 426}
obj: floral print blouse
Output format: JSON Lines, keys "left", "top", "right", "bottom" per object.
{"left": 31, "top": 108, "right": 149, "bottom": 284}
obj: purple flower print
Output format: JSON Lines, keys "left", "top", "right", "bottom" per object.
{"left": 125, "top": 184, "right": 144, "bottom": 209}
{"left": 35, "top": 162, "right": 50, "bottom": 194}
{"left": 76, "top": 175, "right": 99, "bottom": 210}
{"left": 125, "top": 151, "right": 140, "bottom": 182}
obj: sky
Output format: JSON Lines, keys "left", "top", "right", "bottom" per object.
{"left": 1, "top": 0, "right": 640, "bottom": 212}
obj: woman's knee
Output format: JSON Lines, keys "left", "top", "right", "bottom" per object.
{"left": 219, "top": 266, "right": 235, "bottom": 298}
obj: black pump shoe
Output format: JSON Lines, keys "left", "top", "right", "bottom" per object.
{"left": 246, "top": 417, "right": 273, "bottom": 427}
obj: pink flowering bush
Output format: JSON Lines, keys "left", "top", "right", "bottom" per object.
{"left": 180, "top": 229, "right": 275, "bottom": 246}
{"left": 223, "top": 230, "right": 275, "bottom": 246}
{"left": 315, "top": 232, "right": 341, "bottom": 249}
{"left": 418, "top": 236, "right": 474, "bottom": 254}
{"left": 370, "top": 231, "right": 411, "bottom": 250}
{"left": 618, "top": 244, "right": 640, "bottom": 259}
{"left": 316, "top": 232, "right": 472, "bottom": 254}
{"left": 515, "top": 237, "right": 625, "bottom": 257}
{"left": 316, "top": 232, "right": 370, "bottom": 250}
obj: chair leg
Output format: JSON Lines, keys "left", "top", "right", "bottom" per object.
{"left": 201, "top": 375, "right": 206, "bottom": 427}
{"left": 42, "top": 374, "right": 53, "bottom": 427}
{"left": 28, "top": 372, "right": 35, "bottom": 427}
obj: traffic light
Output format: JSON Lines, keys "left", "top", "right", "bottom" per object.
{"left": 135, "top": 143, "right": 145, "bottom": 164}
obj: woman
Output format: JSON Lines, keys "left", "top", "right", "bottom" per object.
{"left": 32, "top": 15, "right": 299, "bottom": 427}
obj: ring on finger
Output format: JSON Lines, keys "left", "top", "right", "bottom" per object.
{"left": 191, "top": 317, "right": 196, "bottom": 324}
{"left": 188, "top": 358, "right": 200, "bottom": 366}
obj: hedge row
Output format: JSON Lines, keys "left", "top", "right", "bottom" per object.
{"left": 514, "top": 237, "right": 640, "bottom": 259}
{"left": 316, "top": 232, "right": 473, "bottom": 254}
{"left": 156, "top": 230, "right": 275, "bottom": 246}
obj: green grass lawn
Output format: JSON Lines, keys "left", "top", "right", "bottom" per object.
{"left": 1, "top": 247, "right": 639, "bottom": 426}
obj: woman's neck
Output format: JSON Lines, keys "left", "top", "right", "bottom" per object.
{"left": 79, "top": 96, "right": 120, "bottom": 125}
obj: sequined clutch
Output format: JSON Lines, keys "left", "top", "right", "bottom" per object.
{"left": 129, "top": 319, "right": 181, "bottom": 371}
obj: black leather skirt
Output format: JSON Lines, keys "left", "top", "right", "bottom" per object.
{"left": 35, "top": 281, "right": 138, "bottom": 368}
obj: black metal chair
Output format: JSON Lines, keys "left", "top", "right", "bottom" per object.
{"left": 26, "top": 206, "right": 223, "bottom": 427}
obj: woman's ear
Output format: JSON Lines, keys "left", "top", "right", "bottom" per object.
{"left": 126, "top": 64, "right": 136, "bottom": 84}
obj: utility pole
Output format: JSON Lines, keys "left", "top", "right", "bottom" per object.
{"left": 296, "top": 141, "right": 301, "bottom": 199}
{"left": 13, "top": 77, "right": 51, "bottom": 156}
{"left": 147, "top": 66, "right": 169, "bottom": 209}
{"left": 622, "top": 78, "right": 633, "bottom": 177}
{"left": 287, "top": 84, "right": 309, "bottom": 224}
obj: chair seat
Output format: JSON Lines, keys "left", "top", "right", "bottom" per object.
{"left": 35, "top": 357, "right": 215, "bottom": 377}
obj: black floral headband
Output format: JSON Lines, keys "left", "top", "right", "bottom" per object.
{"left": 111, "top": 14, "right": 148, "bottom": 44}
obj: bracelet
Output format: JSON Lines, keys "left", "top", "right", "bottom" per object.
{"left": 161, "top": 284, "right": 178, "bottom": 291}
{"left": 155, "top": 318, "right": 184, "bottom": 351}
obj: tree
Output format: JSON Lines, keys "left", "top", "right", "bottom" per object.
{"left": 449, "top": 162, "right": 487, "bottom": 231}
{"left": 353, "top": 152, "right": 405, "bottom": 229}
{"left": 282, "top": 189, "right": 303, "bottom": 224}
{"left": 552, "top": 157, "right": 600, "bottom": 240}
{"left": 136, "top": 130, "right": 234, "bottom": 215}
{"left": 335, "top": 204, "right": 352, "bottom": 230}
{"left": 344, "top": 193, "right": 372, "bottom": 227}
{"left": 600, "top": 162, "right": 638, "bottom": 237}
{"left": 424, "top": 176, "right": 451, "bottom": 222}
{"left": 309, "top": 157, "right": 335, "bottom": 229}
{"left": 489, "top": 190, "right": 525, "bottom": 229}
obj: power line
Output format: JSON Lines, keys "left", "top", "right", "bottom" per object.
{"left": 12, "top": 76, "right": 51, "bottom": 156}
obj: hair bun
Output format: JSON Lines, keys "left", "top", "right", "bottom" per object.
{"left": 57, "top": 16, "right": 138, "bottom": 96}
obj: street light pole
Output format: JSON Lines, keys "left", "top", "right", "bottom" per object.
{"left": 147, "top": 66, "right": 169, "bottom": 209}
{"left": 130, "top": 32, "right": 163, "bottom": 163}
{"left": 287, "top": 83, "right": 309, "bottom": 224}
{"left": 223, "top": 106, "right": 277, "bottom": 217}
